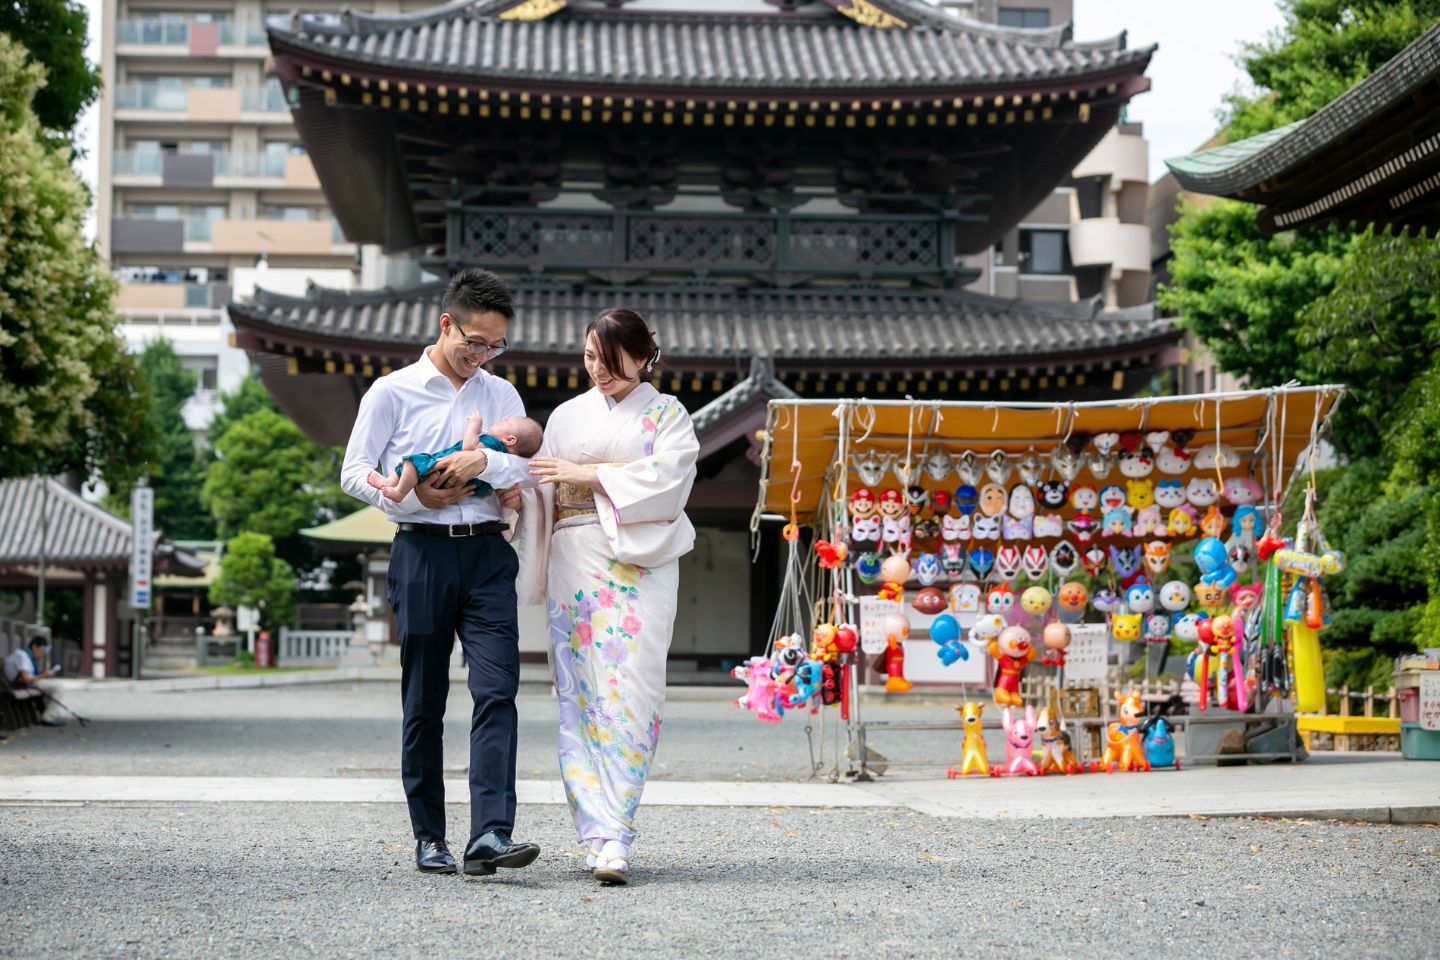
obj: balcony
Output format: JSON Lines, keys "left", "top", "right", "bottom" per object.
{"left": 116, "top": 19, "right": 267, "bottom": 51}
{"left": 117, "top": 282, "right": 231, "bottom": 311}
{"left": 240, "top": 85, "right": 289, "bottom": 114}
{"left": 113, "top": 150, "right": 163, "bottom": 177}
{"left": 448, "top": 206, "right": 958, "bottom": 282}
{"left": 213, "top": 152, "right": 318, "bottom": 187}
{"left": 208, "top": 218, "right": 350, "bottom": 255}
{"left": 113, "top": 84, "right": 190, "bottom": 112}
{"left": 1068, "top": 217, "right": 1151, "bottom": 274}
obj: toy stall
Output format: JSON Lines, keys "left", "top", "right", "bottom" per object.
{"left": 739, "top": 386, "right": 1347, "bottom": 780}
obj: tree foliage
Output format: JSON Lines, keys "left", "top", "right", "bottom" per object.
{"left": 209, "top": 532, "right": 296, "bottom": 631}
{"left": 0, "top": 34, "right": 153, "bottom": 490}
{"left": 0, "top": 0, "right": 101, "bottom": 135}
{"left": 202, "top": 408, "right": 328, "bottom": 541}
{"left": 1160, "top": 0, "right": 1440, "bottom": 680}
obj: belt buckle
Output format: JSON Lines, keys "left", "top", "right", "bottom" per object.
{"left": 448, "top": 523, "right": 470, "bottom": 538}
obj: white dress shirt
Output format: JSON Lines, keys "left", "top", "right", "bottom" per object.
{"left": 340, "top": 347, "right": 534, "bottom": 524}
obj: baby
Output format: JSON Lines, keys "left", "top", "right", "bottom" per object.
{"left": 367, "top": 412, "right": 543, "bottom": 503}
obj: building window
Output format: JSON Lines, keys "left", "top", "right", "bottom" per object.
{"left": 1020, "top": 229, "right": 1069, "bottom": 275}
{"left": 182, "top": 356, "right": 220, "bottom": 393}
{"left": 998, "top": 7, "right": 1050, "bottom": 28}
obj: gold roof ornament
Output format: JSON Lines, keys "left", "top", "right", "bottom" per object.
{"left": 499, "top": 0, "right": 567, "bottom": 21}
{"left": 835, "top": 0, "right": 907, "bottom": 29}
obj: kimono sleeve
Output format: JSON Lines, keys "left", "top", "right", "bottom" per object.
{"left": 512, "top": 424, "right": 557, "bottom": 607}
{"left": 593, "top": 399, "right": 699, "bottom": 528}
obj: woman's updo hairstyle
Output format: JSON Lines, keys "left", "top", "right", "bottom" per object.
{"left": 586, "top": 307, "right": 661, "bottom": 381}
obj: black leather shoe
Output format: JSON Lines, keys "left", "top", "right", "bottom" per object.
{"left": 415, "top": 840, "right": 457, "bottom": 874}
{"left": 463, "top": 831, "right": 540, "bottom": 876}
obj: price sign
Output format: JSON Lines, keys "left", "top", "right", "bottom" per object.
{"left": 858, "top": 596, "right": 903, "bottom": 655}
{"left": 1063, "top": 623, "right": 1110, "bottom": 681}
{"left": 1420, "top": 673, "right": 1440, "bottom": 732}
{"left": 130, "top": 485, "right": 154, "bottom": 609}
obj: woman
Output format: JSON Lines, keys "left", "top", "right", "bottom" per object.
{"left": 516, "top": 307, "right": 698, "bottom": 885}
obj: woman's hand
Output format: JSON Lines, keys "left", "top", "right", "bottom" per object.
{"left": 529, "top": 457, "right": 598, "bottom": 488}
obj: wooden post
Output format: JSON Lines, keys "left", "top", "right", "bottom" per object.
{"left": 1364, "top": 686, "right": 1374, "bottom": 718}
{"left": 1337, "top": 684, "right": 1351, "bottom": 752}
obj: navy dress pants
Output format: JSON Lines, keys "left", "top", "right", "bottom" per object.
{"left": 387, "top": 530, "right": 521, "bottom": 844}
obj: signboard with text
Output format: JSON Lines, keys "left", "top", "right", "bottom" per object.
{"left": 1063, "top": 624, "right": 1110, "bottom": 682}
{"left": 129, "top": 485, "right": 154, "bottom": 610}
{"left": 1420, "top": 673, "right": 1440, "bottom": 732}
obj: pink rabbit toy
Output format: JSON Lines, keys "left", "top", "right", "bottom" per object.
{"left": 732, "top": 656, "right": 787, "bottom": 723}
{"left": 996, "top": 705, "right": 1040, "bottom": 777}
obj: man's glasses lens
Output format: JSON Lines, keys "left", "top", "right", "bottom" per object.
{"left": 452, "top": 319, "right": 506, "bottom": 357}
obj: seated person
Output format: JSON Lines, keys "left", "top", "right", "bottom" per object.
{"left": 4, "top": 636, "right": 65, "bottom": 727}
{"left": 367, "top": 412, "right": 543, "bottom": 503}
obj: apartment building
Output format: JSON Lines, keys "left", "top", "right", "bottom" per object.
{"left": 947, "top": 0, "right": 1154, "bottom": 308}
{"left": 94, "top": 0, "right": 431, "bottom": 429}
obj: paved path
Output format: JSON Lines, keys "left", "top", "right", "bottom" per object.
{"left": 3, "top": 754, "right": 1435, "bottom": 823}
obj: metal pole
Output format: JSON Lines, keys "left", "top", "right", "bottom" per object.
{"left": 36, "top": 476, "right": 48, "bottom": 627}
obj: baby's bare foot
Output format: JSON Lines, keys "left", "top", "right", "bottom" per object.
{"left": 366, "top": 470, "right": 389, "bottom": 491}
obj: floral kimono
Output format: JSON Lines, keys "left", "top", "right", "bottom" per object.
{"left": 515, "top": 383, "right": 698, "bottom": 846}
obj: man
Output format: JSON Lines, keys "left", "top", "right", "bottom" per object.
{"left": 3, "top": 637, "right": 64, "bottom": 727}
{"left": 340, "top": 268, "right": 538, "bottom": 877}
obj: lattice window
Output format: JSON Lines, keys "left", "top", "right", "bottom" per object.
{"left": 628, "top": 217, "right": 775, "bottom": 267}
{"left": 460, "top": 211, "right": 612, "bottom": 264}
{"left": 790, "top": 220, "right": 938, "bottom": 270}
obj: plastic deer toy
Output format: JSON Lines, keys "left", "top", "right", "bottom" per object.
{"left": 1037, "top": 708, "right": 1080, "bottom": 775}
{"left": 1097, "top": 689, "right": 1151, "bottom": 773}
{"left": 948, "top": 701, "right": 989, "bottom": 778}
{"left": 995, "top": 705, "right": 1040, "bottom": 777}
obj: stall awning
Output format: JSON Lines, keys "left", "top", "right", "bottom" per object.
{"left": 755, "top": 385, "right": 1346, "bottom": 521}
{"left": 300, "top": 507, "right": 396, "bottom": 547}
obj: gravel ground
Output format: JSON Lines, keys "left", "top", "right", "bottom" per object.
{"left": 0, "top": 683, "right": 981, "bottom": 782}
{"left": 1, "top": 803, "right": 1436, "bottom": 960}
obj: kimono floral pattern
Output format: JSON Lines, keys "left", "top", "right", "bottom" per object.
{"left": 549, "top": 554, "right": 670, "bottom": 844}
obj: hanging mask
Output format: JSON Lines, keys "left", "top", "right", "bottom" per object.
{"left": 1086, "top": 450, "right": 1116, "bottom": 480}
{"left": 949, "top": 581, "right": 981, "bottom": 613}
{"left": 1033, "top": 514, "right": 1064, "bottom": 538}
{"left": 849, "top": 487, "right": 878, "bottom": 518}
{"left": 1171, "top": 429, "right": 1195, "bottom": 449}
{"left": 1008, "top": 484, "right": 1036, "bottom": 520}
{"left": 1102, "top": 507, "right": 1133, "bottom": 538}
{"left": 1143, "top": 540, "right": 1171, "bottom": 577}
{"left": 1017, "top": 449, "right": 1043, "bottom": 487}
{"left": 904, "top": 485, "right": 929, "bottom": 516}
{"left": 1145, "top": 431, "right": 1171, "bottom": 455}
{"left": 911, "top": 518, "right": 938, "bottom": 544}
{"left": 1098, "top": 484, "right": 1127, "bottom": 513}
{"left": 1186, "top": 477, "right": 1219, "bottom": 507}
{"left": 978, "top": 483, "right": 1008, "bottom": 517}
{"left": 1069, "top": 483, "right": 1099, "bottom": 513}
{"left": 955, "top": 450, "right": 982, "bottom": 486}
{"left": 1021, "top": 545, "right": 1049, "bottom": 579}
{"left": 924, "top": 450, "right": 953, "bottom": 484}
{"left": 941, "top": 513, "right": 970, "bottom": 542}
{"left": 1051, "top": 445, "right": 1082, "bottom": 482}
{"left": 1154, "top": 479, "right": 1186, "bottom": 509}
{"left": 878, "top": 488, "right": 906, "bottom": 518}
{"left": 972, "top": 515, "right": 1001, "bottom": 541}
{"left": 1156, "top": 446, "right": 1191, "bottom": 475}
{"left": 1066, "top": 513, "right": 1097, "bottom": 544}
{"left": 941, "top": 543, "right": 965, "bottom": 579}
{"left": 1118, "top": 431, "right": 1144, "bottom": 454}
{"left": 930, "top": 489, "right": 952, "bottom": 516}
{"left": 849, "top": 514, "right": 881, "bottom": 546}
{"left": 1036, "top": 481, "right": 1068, "bottom": 510}
{"left": 953, "top": 484, "right": 979, "bottom": 516}
{"left": 1066, "top": 433, "right": 1093, "bottom": 456}
{"left": 914, "top": 553, "right": 942, "bottom": 587}
{"left": 1050, "top": 541, "right": 1079, "bottom": 576}
{"left": 1118, "top": 450, "right": 1154, "bottom": 478}
{"left": 1092, "top": 588, "right": 1124, "bottom": 615}
{"left": 986, "top": 582, "right": 1016, "bottom": 614}
{"left": 1125, "top": 579, "right": 1155, "bottom": 614}
{"left": 1158, "top": 580, "right": 1191, "bottom": 613}
{"left": 994, "top": 546, "right": 1021, "bottom": 583}
{"left": 854, "top": 553, "right": 883, "bottom": 585}
{"left": 1144, "top": 613, "right": 1172, "bottom": 644}
{"left": 854, "top": 453, "right": 888, "bottom": 488}
{"left": 1126, "top": 479, "right": 1155, "bottom": 511}
{"left": 1194, "top": 443, "right": 1239, "bottom": 471}
{"left": 985, "top": 450, "right": 1011, "bottom": 485}
{"left": 967, "top": 548, "right": 995, "bottom": 579}
{"left": 1200, "top": 504, "right": 1226, "bottom": 539}
{"left": 1082, "top": 546, "right": 1108, "bottom": 577}
{"left": 1108, "top": 545, "right": 1140, "bottom": 579}
{"left": 1223, "top": 476, "right": 1262, "bottom": 506}
{"left": 1002, "top": 514, "right": 1033, "bottom": 541}
{"left": 1133, "top": 505, "right": 1163, "bottom": 537}
{"left": 894, "top": 457, "right": 921, "bottom": 487}
{"left": 1093, "top": 433, "right": 1120, "bottom": 457}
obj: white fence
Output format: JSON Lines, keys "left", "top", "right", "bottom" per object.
{"left": 278, "top": 628, "right": 352, "bottom": 663}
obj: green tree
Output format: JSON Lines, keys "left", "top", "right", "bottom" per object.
{"left": 106, "top": 340, "right": 215, "bottom": 540}
{"left": 209, "top": 531, "right": 296, "bottom": 631}
{"left": 1160, "top": 0, "right": 1440, "bottom": 677}
{"left": 0, "top": 0, "right": 101, "bottom": 135}
{"left": 0, "top": 34, "right": 154, "bottom": 490}
{"left": 206, "top": 376, "right": 280, "bottom": 444}
{"left": 202, "top": 408, "right": 326, "bottom": 541}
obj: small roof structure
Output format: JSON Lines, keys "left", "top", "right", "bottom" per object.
{"left": 0, "top": 477, "right": 204, "bottom": 574}
{"left": 691, "top": 355, "right": 798, "bottom": 459}
{"left": 755, "top": 385, "right": 1346, "bottom": 521}
{"left": 1165, "top": 23, "right": 1440, "bottom": 233}
{"left": 301, "top": 507, "right": 397, "bottom": 549}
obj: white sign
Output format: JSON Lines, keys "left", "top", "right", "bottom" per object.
{"left": 858, "top": 596, "right": 903, "bottom": 655}
{"left": 236, "top": 605, "right": 260, "bottom": 632}
{"left": 1063, "top": 623, "right": 1110, "bottom": 681}
{"left": 1420, "top": 673, "right": 1440, "bottom": 732}
{"left": 904, "top": 640, "right": 989, "bottom": 684}
{"left": 130, "top": 485, "right": 154, "bottom": 609}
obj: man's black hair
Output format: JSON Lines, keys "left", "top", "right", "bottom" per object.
{"left": 442, "top": 268, "right": 515, "bottom": 322}
{"left": 28, "top": 636, "right": 49, "bottom": 649}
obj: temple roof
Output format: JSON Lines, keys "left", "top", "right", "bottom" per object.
{"left": 229, "top": 281, "right": 1176, "bottom": 368}
{"left": 271, "top": 0, "right": 1148, "bottom": 96}
{"left": 0, "top": 478, "right": 205, "bottom": 573}
{"left": 691, "top": 355, "right": 798, "bottom": 458}
{"left": 1165, "top": 22, "right": 1440, "bottom": 233}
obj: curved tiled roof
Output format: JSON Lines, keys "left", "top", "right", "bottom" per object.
{"left": 0, "top": 477, "right": 203, "bottom": 572}
{"left": 268, "top": 0, "right": 1151, "bottom": 93}
{"left": 229, "top": 282, "right": 1176, "bottom": 365}
{"left": 1165, "top": 21, "right": 1440, "bottom": 196}
{"left": 691, "top": 355, "right": 798, "bottom": 435}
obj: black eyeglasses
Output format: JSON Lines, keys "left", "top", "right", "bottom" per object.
{"left": 448, "top": 315, "right": 508, "bottom": 358}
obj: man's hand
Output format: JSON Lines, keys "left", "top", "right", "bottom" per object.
{"left": 415, "top": 476, "right": 472, "bottom": 508}
{"left": 497, "top": 486, "right": 522, "bottom": 511}
{"left": 429, "top": 449, "right": 488, "bottom": 489}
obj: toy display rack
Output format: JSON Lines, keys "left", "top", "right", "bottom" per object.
{"left": 752, "top": 385, "right": 1345, "bottom": 779}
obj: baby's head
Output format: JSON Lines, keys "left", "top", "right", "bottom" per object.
{"left": 489, "top": 416, "right": 544, "bottom": 457}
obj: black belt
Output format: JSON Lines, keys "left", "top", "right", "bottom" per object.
{"left": 396, "top": 521, "right": 509, "bottom": 538}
